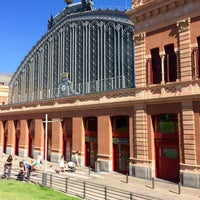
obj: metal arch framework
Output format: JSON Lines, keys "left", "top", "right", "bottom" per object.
{"left": 9, "top": 8, "right": 134, "bottom": 104}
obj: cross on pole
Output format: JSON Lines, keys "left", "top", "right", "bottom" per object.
{"left": 42, "top": 113, "right": 62, "bottom": 186}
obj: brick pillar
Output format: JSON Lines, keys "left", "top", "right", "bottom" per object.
{"left": 72, "top": 117, "right": 85, "bottom": 166}
{"left": 177, "top": 18, "right": 192, "bottom": 81}
{"left": 129, "top": 116, "right": 134, "bottom": 161}
{"left": 0, "top": 121, "right": 3, "bottom": 153}
{"left": 34, "top": 119, "right": 44, "bottom": 158}
{"left": 7, "top": 120, "right": 15, "bottom": 155}
{"left": 97, "top": 116, "right": 112, "bottom": 172}
{"left": 19, "top": 120, "right": 29, "bottom": 157}
{"left": 129, "top": 116, "right": 134, "bottom": 173}
{"left": 130, "top": 104, "right": 151, "bottom": 179}
{"left": 181, "top": 101, "right": 199, "bottom": 188}
{"left": 51, "top": 119, "right": 63, "bottom": 162}
{"left": 134, "top": 33, "right": 146, "bottom": 87}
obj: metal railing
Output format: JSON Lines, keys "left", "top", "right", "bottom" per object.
{"left": 4, "top": 168, "right": 139, "bottom": 200}
{"left": 46, "top": 173, "right": 133, "bottom": 200}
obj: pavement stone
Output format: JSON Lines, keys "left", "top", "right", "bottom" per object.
{"left": 0, "top": 153, "right": 200, "bottom": 200}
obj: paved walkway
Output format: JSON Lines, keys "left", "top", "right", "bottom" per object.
{"left": 1, "top": 153, "right": 200, "bottom": 200}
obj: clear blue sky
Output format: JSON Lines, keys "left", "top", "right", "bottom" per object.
{"left": 0, "top": 0, "right": 131, "bottom": 75}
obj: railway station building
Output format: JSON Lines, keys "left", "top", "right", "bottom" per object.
{"left": 0, "top": 0, "right": 200, "bottom": 188}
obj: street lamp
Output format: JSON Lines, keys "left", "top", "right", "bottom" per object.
{"left": 42, "top": 113, "right": 62, "bottom": 187}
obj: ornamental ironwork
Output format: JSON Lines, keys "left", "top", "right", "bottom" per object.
{"left": 8, "top": 1, "right": 135, "bottom": 104}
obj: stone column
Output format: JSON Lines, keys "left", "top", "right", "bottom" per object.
{"left": 161, "top": 54, "right": 165, "bottom": 84}
{"left": 51, "top": 119, "right": 63, "bottom": 162}
{"left": 72, "top": 117, "right": 85, "bottom": 166}
{"left": 19, "top": 120, "right": 29, "bottom": 157}
{"left": 97, "top": 116, "right": 112, "bottom": 172}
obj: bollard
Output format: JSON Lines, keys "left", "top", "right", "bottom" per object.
{"left": 126, "top": 173, "right": 128, "bottom": 183}
{"left": 88, "top": 166, "right": 90, "bottom": 175}
{"left": 42, "top": 172, "right": 47, "bottom": 187}
{"left": 50, "top": 174, "right": 52, "bottom": 187}
{"left": 65, "top": 178, "right": 68, "bottom": 193}
{"left": 83, "top": 182, "right": 86, "bottom": 199}
{"left": 105, "top": 186, "right": 107, "bottom": 200}
{"left": 130, "top": 192, "right": 133, "bottom": 200}
{"left": 178, "top": 182, "right": 181, "bottom": 194}
{"left": 26, "top": 170, "right": 31, "bottom": 182}
{"left": 152, "top": 177, "right": 155, "bottom": 189}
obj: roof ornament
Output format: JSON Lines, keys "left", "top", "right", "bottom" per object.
{"left": 87, "top": 0, "right": 94, "bottom": 11}
{"left": 48, "top": 15, "right": 54, "bottom": 30}
{"left": 64, "top": 0, "right": 74, "bottom": 5}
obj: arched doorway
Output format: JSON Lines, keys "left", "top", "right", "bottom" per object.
{"left": 43, "top": 118, "right": 52, "bottom": 161}
{"left": 84, "top": 117, "right": 97, "bottom": 169}
{"left": 15, "top": 121, "right": 20, "bottom": 156}
{"left": 28, "top": 120, "right": 34, "bottom": 158}
{"left": 62, "top": 118, "right": 72, "bottom": 162}
{"left": 112, "top": 116, "right": 129, "bottom": 174}
{"left": 153, "top": 114, "right": 180, "bottom": 182}
{"left": 3, "top": 121, "right": 8, "bottom": 153}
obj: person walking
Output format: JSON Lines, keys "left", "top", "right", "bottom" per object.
{"left": 75, "top": 151, "right": 79, "bottom": 167}
{"left": 59, "top": 155, "right": 65, "bottom": 172}
{"left": 36, "top": 153, "right": 42, "bottom": 170}
{"left": 6, "top": 155, "right": 13, "bottom": 179}
{"left": 3, "top": 163, "right": 9, "bottom": 179}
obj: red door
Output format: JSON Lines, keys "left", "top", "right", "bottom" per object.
{"left": 153, "top": 114, "right": 180, "bottom": 183}
{"left": 155, "top": 133, "right": 180, "bottom": 182}
{"left": 156, "top": 145, "right": 179, "bottom": 182}
{"left": 113, "top": 143, "right": 129, "bottom": 174}
{"left": 85, "top": 142, "right": 97, "bottom": 169}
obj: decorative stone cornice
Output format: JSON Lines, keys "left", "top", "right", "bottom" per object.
{"left": 127, "top": 0, "right": 197, "bottom": 25}
{"left": 134, "top": 33, "right": 145, "bottom": 45}
{"left": 132, "top": 0, "right": 143, "bottom": 8}
{"left": 177, "top": 18, "right": 190, "bottom": 32}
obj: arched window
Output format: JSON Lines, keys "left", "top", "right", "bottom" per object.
{"left": 153, "top": 114, "right": 178, "bottom": 134}
{"left": 164, "top": 44, "right": 177, "bottom": 82}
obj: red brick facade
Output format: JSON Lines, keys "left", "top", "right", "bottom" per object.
{"left": 0, "top": 0, "right": 200, "bottom": 188}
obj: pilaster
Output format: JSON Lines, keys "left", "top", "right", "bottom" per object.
{"left": 19, "top": 120, "right": 29, "bottom": 157}
{"left": 72, "top": 117, "right": 85, "bottom": 166}
{"left": 34, "top": 119, "right": 44, "bottom": 158}
{"left": 134, "top": 33, "right": 146, "bottom": 87}
{"left": 97, "top": 116, "right": 112, "bottom": 172}
{"left": 0, "top": 121, "right": 3, "bottom": 153}
{"left": 177, "top": 18, "right": 192, "bottom": 81}
{"left": 7, "top": 120, "right": 15, "bottom": 155}
{"left": 130, "top": 104, "right": 152, "bottom": 179}
{"left": 51, "top": 118, "right": 63, "bottom": 162}
{"left": 181, "top": 101, "right": 200, "bottom": 188}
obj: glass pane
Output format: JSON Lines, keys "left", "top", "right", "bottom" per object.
{"left": 119, "top": 144, "right": 124, "bottom": 171}
{"left": 90, "top": 143, "right": 95, "bottom": 166}
{"left": 66, "top": 141, "right": 71, "bottom": 161}
{"left": 162, "top": 148, "right": 178, "bottom": 158}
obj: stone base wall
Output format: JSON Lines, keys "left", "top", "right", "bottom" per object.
{"left": 129, "top": 164, "right": 152, "bottom": 180}
{"left": 181, "top": 171, "right": 200, "bottom": 188}
{"left": 18, "top": 148, "right": 28, "bottom": 157}
{"left": 98, "top": 159, "right": 112, "bottom": 172}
